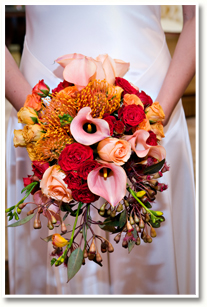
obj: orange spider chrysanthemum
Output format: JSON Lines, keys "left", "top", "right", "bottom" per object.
{"left": 76, "top": 80, "right": 123, "bottom": 118}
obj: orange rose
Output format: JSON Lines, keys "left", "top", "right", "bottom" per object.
{"left": 150, "top": 122, "right": 165, "bottom": 140}
{"left": 13, "top": 130, "right": 26, "bottom": 147}
{"left": 26, "top": 143, "right": 39, "bottom": 161}
{"left": 123, "top": 94, "right": 144, "bottom": 108}
{"left": 40, "top": 165, "right": 73, "bottom": 203}
{"left": 97, "top": 137, "right": 131, "bottom": 165}
{"left": 17, "top": 107, "right": 38, "bottom": 125}
{"left": 22, "top": 124, "right": 43, "bottom": 143}
{"left": 55, "top": 85, "right": 79, "bottom": 99}
{"left": 145, "top": 101, "right": 165, "bottom": 122}
{"left": 24, "top": 93, "right": 42, "bottom": 111}
{"left": 137, "top": 118, "right": 151, "bottom": 131}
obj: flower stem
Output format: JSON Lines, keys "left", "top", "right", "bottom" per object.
{"left": 55, "top": 202, "right": 83, "bottom": 266}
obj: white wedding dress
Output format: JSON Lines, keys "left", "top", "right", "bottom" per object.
{"left": 6, "top": 5, "right": 196, "bottom": 295}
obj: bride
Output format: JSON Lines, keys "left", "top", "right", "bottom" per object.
{"left": 5, "top": 4, "right": 196, "bottom": 295}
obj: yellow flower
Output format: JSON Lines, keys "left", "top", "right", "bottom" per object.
{"left": 13, "top": 130, "right": 26, "bottom": 147}
{"left": 26, "top": 143, "right": 39, "bottom": 161}
{"left": 145, "top": 101, "right": 165, "bottom": 122}
{"left": 52, "top": 233, "right": 69, "bottom": 248}
{"left": 17, "top": 107, "right": 38, "bottom": 125}
{"left": 22, "top": 124, "right": 43, "bottom": 143}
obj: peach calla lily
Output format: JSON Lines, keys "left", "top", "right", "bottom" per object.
{"left": 87, "top": 161, "right": 127, "bottom": 208}
{"left": 124, "top": 130, "right": 166, "bottom": 161}
{"left": 70, "top": 107, "right": 110, "bottom": 145}
{"left": 55, "top": 53, "right": 130, "bottom": 89}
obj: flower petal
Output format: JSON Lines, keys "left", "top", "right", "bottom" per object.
{"left": 148, "top": 146, "right": 166, "bottom": 161}
{"left": 55, "top": 53, "right": 85, "bottom": 68}
{"left": 87, "top": 161, "right": 127, "bottom": 207}
{"left": 70, "top": 107, "right": 110, "bottom": 145}
{"left": 114, "top": 59, "right": 130, "bottom": 77}
{"left": 96, "top": 54, "right": 116, "bottom": 85}
{"left": 63, "top": 58, "right": 97, "bottom": 88}
{"left": 125, "top": 130, "right": 150, "bottom": 158}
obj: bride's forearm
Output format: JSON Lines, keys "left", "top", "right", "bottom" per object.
{"left": 5, "top": 46, "right": 32, "bottom": 111}
{"left": 156, "top": 5, "right": 196, "bottom": 126}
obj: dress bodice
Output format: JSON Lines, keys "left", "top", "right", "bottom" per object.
{"left": 25, "top": 5, "right": 165, "bottom": 80}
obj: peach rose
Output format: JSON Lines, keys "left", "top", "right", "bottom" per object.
{"left": 97, "top": 137, "right": 131, "bottom": 165}
{"left": 123, "top": 94, "right": 144, "bottom": 108}
{"left": 13, "top": 130, "right": 26, "bottom": 147}
{"left": 24, "top": 93, "right": 42, "bottom": 111}
{"left": 17, "top": 107, "right": 38, "bottom": 125}
{"left": 40, "top": 165, "right": 73, "bottom": 203}
{"left": 22, "top": 124, "right": 43, "bottom": 143}
{"left": 150, "top": 122, "right": 165, "bottom": 140}
{"left": 145, "top": 101, "right": 165, "bottom": 122}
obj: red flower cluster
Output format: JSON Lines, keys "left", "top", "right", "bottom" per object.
{"left": 58, "top": 143, "right": 100, "bottom": 203}
{"left": 32, "top": 161, "right": 50, "bottom": 179}
{"left": 52, "top": 80, "right": 73, "bottom": 94}
{"left": 146, "top": 131, "right": 158, "bottom": 146}
{"left": 58, "top": 143, "right": 93, "bottom": 171}
{"left": 118, "top": 104, "right": 146, "bottom": 130}
{"left": 115, "top": 77, "right": 153, "bottom": 108}
{"left": 103, "top": 114, "right": 125, "bottom": 136}
{"left": 115, "top": 77, "right": 139, "bottom": 96}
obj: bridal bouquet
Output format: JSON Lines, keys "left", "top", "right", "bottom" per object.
{"left": 6, "top": 53, "right": 169, "bottom": 281}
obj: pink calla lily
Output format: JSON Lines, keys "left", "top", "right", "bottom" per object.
{"left": 124, "top": 130, "right": 166, "bottom": 161}
{"left": 70, "top": 107, "right": 110, "bottom": 145}
{"left": 87, "top": 161, "right": 127, "bottom": 208}
{"left": 55, "top": 53, "right": 130, "bottom": 89}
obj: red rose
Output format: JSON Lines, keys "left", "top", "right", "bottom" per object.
{"left": 114, "top": 120, "right": 125, "bottom": 134}
{"left": 122, "top": 105, "right": 146, "bottom": 127}
{"left": 58, "top": 143, "right": 94, "bottom": 172}
{"left": 77, "top": 160, "right": 100, "bottom": 180}
{"left": 32, "top": 161, "right": 50, "bottom": 179}
{"left": 137, "top": 91, "right": 153, "bottom": 107}
{"left": 64, "top": 172, "right": 83, "bottom": 190}
{"left": 32, "top": 79, "right": 50, "bottom": 98}
{"left": 146, "top": 131, "right": 158, "bottom": 146}
{"left": 103, "top": 115, "right": 116, "bottom": 136}
{"left": 72, "top": 183, "right": 99, "bottom": 203}
{"left": 52, "top": 80, "right": 73, "bottom": 94}
{"left": 115, "top": 77, "right": 139, "bottom": 96}
{"left": 23, "top": 176, "right": 39, "bottom": 195}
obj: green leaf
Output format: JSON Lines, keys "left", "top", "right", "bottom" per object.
{"left": 128, "top": 240, "right": 135, "bottom": 253}
{"left": 63, "top": 211, "right": 69, "bottom": 221}
{"left": 119, "top": 210, "right": 127, "bottom": 228}
{"left": 51, "top": 258, "right": 56, "bottom": 266}
{"left": 41, "top": 234, "right": 53, "bottom": 242}
{"left": 31, "top": 116, "right": 38, "bottom": 124}
{"left": 98, "top": 223, "right": 117, "bottom": 232}
{"left": 7, "top": 213, "right": 35, "bottom": 227}
{"left": 67, "top": 248, "right": 83, "bottom": 282}
{"left": 143, "top": 159, "right": 165, "bottom": 175}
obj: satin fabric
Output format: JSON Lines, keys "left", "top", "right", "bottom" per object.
{"left": 6, "top": 5, "right": 195, "bottom": 295}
